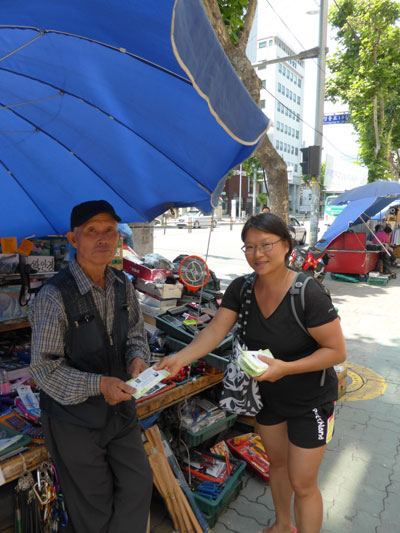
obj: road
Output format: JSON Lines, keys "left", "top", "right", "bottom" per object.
{"left": 153, "top": 218, "right": 326, "bottom": 289}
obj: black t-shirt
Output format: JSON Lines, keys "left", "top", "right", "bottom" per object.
{"left": 221, "top": 275, "right": 339, "bottom": 417}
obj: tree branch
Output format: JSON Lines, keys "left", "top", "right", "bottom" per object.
{"left": 201, "top": 0, "right": 231, "bottom": 49}
{"left": 237, "top": 0, "right": 258, "bottom": 51}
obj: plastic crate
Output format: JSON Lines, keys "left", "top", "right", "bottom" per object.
{"left": 367, "top": 275, "right": 389, "bottom": 286}
{"left": 156, "top": 310, "right": 232, "bottom": 355}
{"left": 182, "top": 413, "right": 237, "bottom": 447}
{"left": 166, "top": 336, "right": 228, "bottom": 372}
{"left": 193, "top": 454, "right": 246, "bottom": 526}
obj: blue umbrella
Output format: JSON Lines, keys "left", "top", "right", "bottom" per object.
{"left": 317, "top": 196, "right": 396, "bottom": 249}
{"left": 0, "top": 0, "right": 269, "bottom": 241}
{"left": 330, "top": 180, "right": 400, "bottom": 205}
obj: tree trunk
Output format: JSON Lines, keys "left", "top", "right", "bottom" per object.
{"left": 202, "top": 0, "right": 289, "bottom": 221}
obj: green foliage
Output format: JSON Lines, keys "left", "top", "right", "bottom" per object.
{"left": 326, "top": 0, "right": 400, "bottom": 181}
{"left": 242, "top": 155, "right": 262, "bottom": 178}
{"left": 217, "top": 0, "right": 248, "bottom": 42}
{"left": 258, "top": 192, "right": 268, "bottom": 207}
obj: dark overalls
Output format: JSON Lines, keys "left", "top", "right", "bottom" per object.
{"left": 40, "top": 268, "right": 152, "bottom": 533}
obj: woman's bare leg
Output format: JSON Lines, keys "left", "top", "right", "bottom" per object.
{"left": 257, "top": 422, "right": 295, "bottom": 533}
{"left": 288, "top": 443, "right": 326, "bottom": 533}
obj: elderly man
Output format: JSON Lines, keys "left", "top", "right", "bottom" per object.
{"left": 29, "top": 200, "right": 152, "bottom": 533}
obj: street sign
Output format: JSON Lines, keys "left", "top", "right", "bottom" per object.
{"left": 323, "top": 113, "right": 351, "bottom": 124}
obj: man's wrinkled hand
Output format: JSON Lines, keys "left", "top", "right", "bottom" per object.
{"left": 100, "top": 376, "right": 136, "bottom": 405}
{"left": 129, "top": 357, "right": 149, "bottom": 379}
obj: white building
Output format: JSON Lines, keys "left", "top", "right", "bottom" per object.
{"left": 253, "top": 35, "right": 305, "bottom": 213}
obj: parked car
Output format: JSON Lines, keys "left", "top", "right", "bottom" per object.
{"left": 176, "top": 210, "right": 217, "bottom": 229}
{"left": 288, "top": 216, "right": 307, "bottom": 245}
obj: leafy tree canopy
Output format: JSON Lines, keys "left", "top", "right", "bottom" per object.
{"left": 326, "top": 0, "right": 400, "bottom": 181}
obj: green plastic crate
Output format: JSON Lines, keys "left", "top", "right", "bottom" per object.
{"left": 182, "top": 413, "right": 237, "bottom": 447}
{"left": 367, "top": 275, "right": 389, "bottom": 286}
{"left": 193, "top": 454, "right": 246, "bottom": 526}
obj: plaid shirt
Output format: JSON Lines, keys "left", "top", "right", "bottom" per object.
{"left": 29, "top": 258, "right": 150, "bottom": 405}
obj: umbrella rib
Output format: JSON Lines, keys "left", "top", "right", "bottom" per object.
{"left": 0, "top": 26, "right": 192, "bottom": 84}
{"left": 0, "top": 158, "right": 59, "bottom": 235}
{"left": 0, "top": 66, "right": 214, "bottom": 197}
{"left": 0, "top": 98, "right": 149, "bottom": 221}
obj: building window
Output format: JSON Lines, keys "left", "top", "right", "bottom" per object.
{"left": 297, "top": 95, "right": 300, "bottom": 104}
{"left": 276, "top": 140, "right": 279, "bottom": 148}
{"left": 298, "top": 78, "right": 301, "bottom": 88}
{"left": 292, "top": 129, "right": 295, "bottom": 137}
{"left": 290, "top": 90, "right": 292, "bottom": 100}
{"left": 259, "top": 41, "right": 267, "bottom": 48}
{"left": 280, "top": 141, "right": 283, "bottom": 150}
{"left": 284, "top": 124, "right": 288, "bottom": 134}
{"left": 297, "top": 113, "right": 300, "bottom": 122}
{"left": 295, "top": 164, "right": 298, "bottom": 172}
{"left": 291, "top": 146, "right": 294, "bottom": 154}
{"left": 289, "top": 110, "right": 292, "bottom": 119}
{"left": 285, "top": 107, "right": 288, "bottom": 116}
{"left": 290, "top": 72, "right": 293, "bottom": 81}
{"left": 278, "top": 63, "right": 282, "bottom": 73}
{"left": 294, "top": 74, "right": 297, "bottom": 84}
{"left": 284, "top": 143, "right": 287, "bottom": 152}
{"left": 282, "top": 66, "right": 286, "bottom": 76}
{"left": 276, "top": 121, "right": 280, "bottom": 131}
{"left": 295, "top": 147, "right": 298, "bottom": 155}
{"left": 262, "top": 80, "right": 266, "bottom": 89}
{"left": 296, "top": 130, "right": 299, "bottom": 139}
{"left": 258, "top": 64, "right": 266, "bottom": 70}
{"left": 278, "top": 82, "right": 281, "bottom": 93}
{"left": 269, "top": 39, "right": 274, "bottom": 46}
{"left": 286, "top": 88, "right": 289, "bottom": 97}
{"left": 287, "top": 69, "right": 290, "bottom": 79}
{"left": 260, "top": 100, "right": 265, "bottom": 109}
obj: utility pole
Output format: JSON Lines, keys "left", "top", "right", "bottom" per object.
{"left": 238, "top": 164, "right": 242, "bottom": 221}
{"left": 309, "top": 0, "right": 328, "bottom": 245}
{"left": 252, "top": 169, "right": 257, "bottom": 215}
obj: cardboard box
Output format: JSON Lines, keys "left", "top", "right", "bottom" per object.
{"left": 136, "top": 291, "right": 177, "bottom": 311}
{"left": 123, "top": 257, "right": 172, "bottom": 281}
{"left": 26, "top": 255, "right": 55, "bottom": 273}
{"left": 335, "top": 365, "right": 347, "bottom": 399}
{"left": 134, "top": 278, "right": 183, "bottom": 299}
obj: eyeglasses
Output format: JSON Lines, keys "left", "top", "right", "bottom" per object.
{"left": 241, "top": 239, "right": 283, "bottom": 255}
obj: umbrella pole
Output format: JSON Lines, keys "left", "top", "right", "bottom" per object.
{"left": 360, "top": 216, "right": 391, "bottom": 257}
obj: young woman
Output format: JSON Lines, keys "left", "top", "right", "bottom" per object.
{"left": 156, "top": 213, "right": 346, "bottom": 533}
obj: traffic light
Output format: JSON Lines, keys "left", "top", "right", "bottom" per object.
{"left": 300, "top": 146, "right": 321, "bottom": 177}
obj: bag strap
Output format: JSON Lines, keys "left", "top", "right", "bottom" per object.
{"left": 289, "top": 272, "right": 313, "bottom": 336}
{"left": 236, "top": 272, "right": 256, "bottom": 340}
{"left": 290, "top": 272, "right": 326, "bottom": 386}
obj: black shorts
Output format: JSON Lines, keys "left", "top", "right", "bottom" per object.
{"left": 256, "top": 401, "right": 336, "bottom": 449}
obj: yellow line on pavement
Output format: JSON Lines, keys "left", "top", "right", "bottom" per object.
{"left": 339, "top": 362, "right": 387, "bottom": 402}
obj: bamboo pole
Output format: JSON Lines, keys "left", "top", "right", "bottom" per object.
{"left": 144, "top": 426, "right": 203, "bottom": 533}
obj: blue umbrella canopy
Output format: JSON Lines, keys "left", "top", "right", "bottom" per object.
{"left": 316, "top": 196, "right": 396, "bottom": 249}
{"left": 0, "top": 0, "right": 269, "bottom": 240}
{"left": 331, "top": 180, "right": 400, "bottom": 205}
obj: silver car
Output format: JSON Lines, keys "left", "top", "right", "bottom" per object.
{"left": 288, "top": 216, "right": 307, "bottom": 244}
{"left": 176, "top": 210, "right": 217, "bottom": 229}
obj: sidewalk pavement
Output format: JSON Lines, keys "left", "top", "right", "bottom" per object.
{"left": 150, "top": 268, "right": 400, "bottom": 533}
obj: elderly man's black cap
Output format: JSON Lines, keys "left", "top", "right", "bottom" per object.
{"left": 70, "top": 200, "right": 121, "bottom": 230}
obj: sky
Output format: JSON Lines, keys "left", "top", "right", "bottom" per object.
{"left": 251, "top": 0, "right": 361, "bottom": 165}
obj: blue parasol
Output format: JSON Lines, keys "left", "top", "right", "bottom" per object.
{"left": 0, "top": 0, "right": 269, "bottom": 240}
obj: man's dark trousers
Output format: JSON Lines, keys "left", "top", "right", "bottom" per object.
{"left": 42, "top": 412, "right": 153, "bottom": 533}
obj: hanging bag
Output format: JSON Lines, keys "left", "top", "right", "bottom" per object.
{"left": 219, "top": 274, "right": 263, "bottom": 416}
